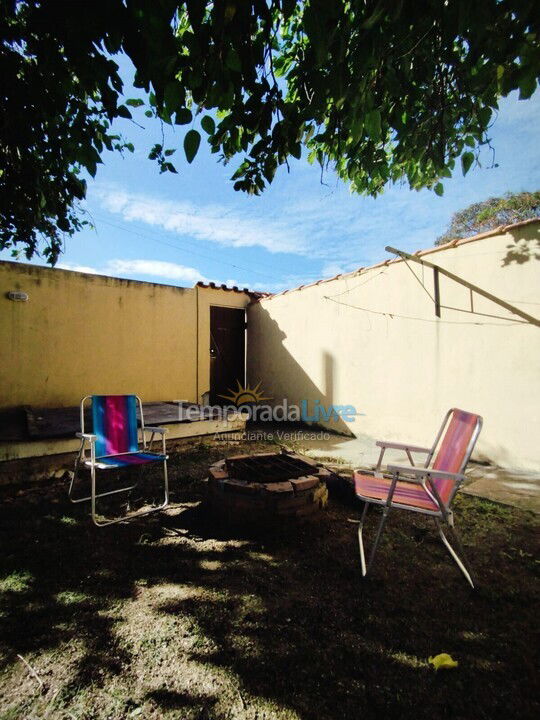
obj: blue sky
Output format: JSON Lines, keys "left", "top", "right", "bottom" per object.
{"left": 3, "top": 55, "right": 539, "bottom": 293}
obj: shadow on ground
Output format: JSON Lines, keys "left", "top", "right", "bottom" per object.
{"left": 0, "top": 440, "right": 538, "bottom": 720}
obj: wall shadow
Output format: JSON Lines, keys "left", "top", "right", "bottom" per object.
{"left": 247, "top": 311, "right": 354, "bottom": 437}
{"left": 501, "top": 224, "right": 540, "bottom": 266}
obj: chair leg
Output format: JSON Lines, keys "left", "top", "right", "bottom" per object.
{"left": 161, "top": 460, "right": 169, "bottom": 508}
{"left": 68, "top": 443, "right": 84, "bottom": 503}
{"left": 91, "top": 461, "right": 169, "bottom": 527}
{"left": 357, "top": 502, "right": 369, "bottom": 575}
{"left": 435, "top": 516, "right": 475, "bottom": 589}
{"left": 367, "top": 506, "right": 390, "bottom": 573}
{"left": 358, "top": 503, "right": 390, "bottom": 577}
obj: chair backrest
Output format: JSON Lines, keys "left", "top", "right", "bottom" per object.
{"left": 430, "top": 409, "right": 482, "bottom": 506}
{"left": 91, "top": 395, "right": 139, "bottom": 457}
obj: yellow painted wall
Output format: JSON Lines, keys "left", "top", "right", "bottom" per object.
{"left": 0, "top": 263, "right": 250, "bottom": 409}
{"left": 247, "top": 222, "right": 540, "bottom": 471}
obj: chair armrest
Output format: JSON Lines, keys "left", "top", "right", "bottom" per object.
{"left": 76, "top": 432, "right": 96, "bottom": 441}
{"left": 376, "top": 440, "right": 431, "bottom": 453}
{"left": 144, "top": 426, "right": 168, "bottom": 435}
{"left": 387, "top": 465, "right": 465, "bottom": 482}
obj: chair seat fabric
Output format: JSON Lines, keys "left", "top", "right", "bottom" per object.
{"left": 85, "top": 452, "right": 166, "bottom": 469}
{"left": 354, "top": 471, "right": 439, "bottom": 512}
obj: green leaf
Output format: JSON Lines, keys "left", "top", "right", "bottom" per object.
{"left": 477, "top": 107, "right": 492, "bottom": 127}
{"left": 201, "top": 115, "right": 215, "bottom": 135}
{"left": 164, "top": 81, "right": 183, "bottom": 112}
{"left": 144, "top": 110, "right": 153, "bottom": 118}
{"left": 290, "top": 142, "right": 301, "bottom": 160}
{"left": 226, "top": 49, "right": 242, "bottom": 72}
{"left": 126, "top": 98, "right": 144, "bottom": 108}
{"left": 519, "top": 73, "right": 537, "bottom": 100}
{"left": 164, "top": 148, "right": 176, "bottom": 157}
{"left": 351, "top": 117, "right": 363, "bottom": 141}
{"left": 434, "top": 182, "right": 444, "bottom": 196}
{"left": 116, "top": 105, "right": 132, "bottom": 119}
{"left": 461, "top": 151, "right": 474, "bottom": 176}
{"left": 175, "top": 108, "right": 192, "bottom": 125}
{"left": 464, "top": 136, "right": 475, "bottom": 148}
{"left": 364, "top": 110, "right": 382, "bottom": 142}
{"left": 184, "top": 129, "right": 201, "bottom": 163}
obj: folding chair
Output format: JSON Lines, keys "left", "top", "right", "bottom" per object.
{"left": 68, "top": 395, "right": 169, "bottom": 526}
{"left": 354, "top": 408, "right": 482, "bottom": 587}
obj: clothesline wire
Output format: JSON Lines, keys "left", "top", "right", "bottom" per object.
{"left": 323, "top": 295, "right": 529, "bottom": 327}
{"left": 324, "top": 270, "right": 387, "bottom": 298}
{"left": 402, "top": 257, "right": 435, "bottom": 302}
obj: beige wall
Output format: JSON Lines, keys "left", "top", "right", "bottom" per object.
{"left": 0, "top": 262, "right": 250, "bottom": 408}
{"left": 247, "top": 222, "right": 540, "bottom": 471}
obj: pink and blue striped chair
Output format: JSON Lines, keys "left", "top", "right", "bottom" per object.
{"left": 69, "top": 395, "right": 169, "bottom": 526}
{"left": 354, "top": 408, "right": 482, "bottom": 587}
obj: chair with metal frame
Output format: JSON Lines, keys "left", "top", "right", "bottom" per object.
{"left": 353, "top": 408, "right": 483, "bottom": 587}
{"left": 68, "top": 394, "right": 169, "bottom": 526}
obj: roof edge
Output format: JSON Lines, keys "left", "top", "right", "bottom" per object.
{"left": 255, "top": 217, "right": 540, "bottom": 303}
{"left": 196, "top": 281, "right": 270, "bottom": 299}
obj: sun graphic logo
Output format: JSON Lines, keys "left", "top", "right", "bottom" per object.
{"left": 219, "top": 380, "right": 272, "bottom": 406}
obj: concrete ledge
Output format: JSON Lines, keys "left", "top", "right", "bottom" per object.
{"left": 0, "top": 416, "right": 246, "bottom": 486}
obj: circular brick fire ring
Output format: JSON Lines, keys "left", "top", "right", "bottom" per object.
{"left": 207, "top": 451, "right": 330, "bottom": 521}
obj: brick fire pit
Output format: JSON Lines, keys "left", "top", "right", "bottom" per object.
{"left": 207, "top": 450, "right": 330, "bottom": 521}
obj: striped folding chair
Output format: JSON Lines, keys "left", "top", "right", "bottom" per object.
{"left": 353, "top": 409, "right": 482, "bottom": 587}
{"left": 68, "top": 395, "right": 169, "bottom": 526}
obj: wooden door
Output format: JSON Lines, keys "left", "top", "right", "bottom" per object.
{"left": 209, "top": 307, "right": 246, "bottom": 405}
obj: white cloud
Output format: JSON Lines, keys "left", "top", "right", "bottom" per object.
{"left": 106, "top": 259, "right": 207, "bottom": 284}
{"left": 94, "top": 186, "right": 310, "bottom": 256}
{"left": 57, "top": 258, "right": 208, "bottom": 285}
{"left": 57, "top": 262, "right": 99, "bottom": 274}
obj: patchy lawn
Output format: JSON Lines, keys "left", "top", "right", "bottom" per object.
{"left": 0, "top": 439, "right": 538, "bottom": 720}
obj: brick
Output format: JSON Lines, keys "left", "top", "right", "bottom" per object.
{"left": 222, "top": 478, "right": 262, "bottom": 495}
{"left": 315, "top": 467, "right": 332, "bottom": 477}
{"left": 263, "top": 481, "right": 294, "bottom": 494}
{"left": 274, "top": 494, "right": 312, "bottom": 511}
{"left": 295, "top": 502, "right": 321, "bottom": 517}
{"left": 225, "top": 497, "right": 265, "bottom": 513}
{"left": 290, "top": 475, "right": 319, "bottom": 492}
{"left": 289, "top": 452, "right": 318, "bottom": 466}
{"left": 225, "top": 453, "right": 252, "bottom": 462}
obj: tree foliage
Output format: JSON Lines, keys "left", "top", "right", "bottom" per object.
{"left": 436, "top": 190, "right": 540, "bottom": 245}
{"left": 1, "top": 0, "right": 539, "bottom": 263}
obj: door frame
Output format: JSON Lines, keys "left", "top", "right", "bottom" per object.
{"left": 209, "top": 304, "right": 247, "bottom": 404}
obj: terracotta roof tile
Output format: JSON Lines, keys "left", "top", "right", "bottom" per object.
{"left": 195, "top": 281, "right": 270, "bottom": 299}
{"left": 253, "top": 217, "right": 540, "bottom": 304}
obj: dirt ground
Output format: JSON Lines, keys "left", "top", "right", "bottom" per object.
{"left": 0, "top": 439, "right": 538, "bottom": 720}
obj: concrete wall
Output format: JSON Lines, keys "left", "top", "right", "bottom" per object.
{"left": 247, "top": 221, "right": 540, "bottom": 472}
{"left": 0, "top": 262, "right": 250, "bottom": 408}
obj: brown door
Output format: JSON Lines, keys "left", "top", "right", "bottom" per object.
{"left": 209, "top": 307, "right": 246, "bottom": 405}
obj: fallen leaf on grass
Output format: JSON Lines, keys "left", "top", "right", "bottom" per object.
{"left": 428, "top": 653, "right": 459, "bottom": 670}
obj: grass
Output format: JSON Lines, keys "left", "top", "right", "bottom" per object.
{"left": 0, "top": 439, "right": 538, "bottom": 719}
